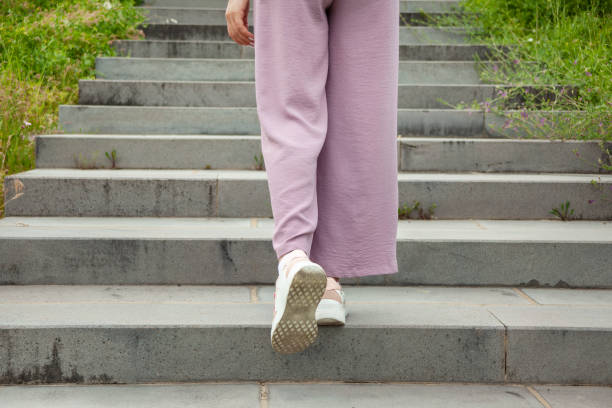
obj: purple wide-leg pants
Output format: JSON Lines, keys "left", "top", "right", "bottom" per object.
{"left": 253, "top": 0, "right": 399, "bottom": 278}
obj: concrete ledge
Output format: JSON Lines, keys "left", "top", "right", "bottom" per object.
{"left": 0, "top": 303, "right": 503, "bottom": 383}
{"left": 95, "top": 58, "right": 490, "bottom": 84}
{"left": 1, "top": 217, "right": 611, "bottom": 287}
{"left": 2, "top": 382, "right": 611, "bottom": 407}
{"left": 0, "top": 285, "right": 610, "bottom": 384}
{"left": 112, "top": 40, "right": 497, "bottom": 61}
{"left": 4, "top": 169, "right": 611, "bottom": 219}
{"left": 53, "top": 105, "right": 519, "bottom": 136}
{"left": 34, "top": 134, "right": 611, "bottom": 174}
{"left": 139, "top": 0, "right": 464, "bottom": 13}
{"left": 141, "top": 24, "right": 469, "bottom": 44}
{"left": 77, "top": 80, "right": 512, "bottom": 108}
{"left": 137, "top": 7, "right": 464, "bottom": 26}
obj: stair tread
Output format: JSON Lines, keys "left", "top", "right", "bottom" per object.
{"left": 2, "top": 216, "right": 610, "bottom": 242}
{"left": 1, "top": 382, "right": 611, "bottom": 408}
{"left": 9, "top": 168, "right": 612, "bottom": 182}
{"left": 36, "top": 133, "right": 604, "bottom": 143}
{"left": 1, "top": 285, "right": 611, "bottom": 329}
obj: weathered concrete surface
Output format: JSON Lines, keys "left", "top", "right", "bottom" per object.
{"left": 488, "top": 305, "right": 612, "bottom": 384}
{"left": 4, "top": 169, "right": 611, "bottom": 219}
{"left": 34, "top": 134, "right": 610, "bottom": 174}
{"left": 78, "top": 80, "right": 517, "bottom": 109}
{"left": 534, "top": 385, "right": 612, "bottom": 408}
{"left": 0, "top": 301, "right": 504, "bottom": 383}
{"left": 2, "top": 382, "right": 611, "bottom": 407}
{"left": 256, "top": 285, "right": 531, "bottom": 305}
{"left": 0, "top": 383, "right": 260, "bottom": 408}
{"left": 399, "top": 138, "right": 612, "bottom": 173}
{"left": 1, "top": 217, "right": 611, "bottom": 287}
{"left": 0, "top": 285, "right": 610, "bottom": 384}
{"left": 95, "top": 58, "right": 489, "bottom": 84}
{"left": 112, "top": 40, "right": 497, "bottom": 61}
{"left": 137, "top": 7, "right": 462, "bottom": 26}
{"left": 141, "top": 24, "right": 469, "bottom": 44}
{"left": 58, "top": 106, "right": 489, "bottom": 136}
{"left": 58, "top": 105, "right": 262, "bottom": 135}
{"left": 267, "top": 383, "right": 544, "bottom": 408}
{"left": 36, "top": 134, "right": 263, "bottom": 170}
{"left": 58, "top": 105, "right": 587, "bottom": 138}
{"left": 140, "top": 0, "right": 464, "bottom": 13}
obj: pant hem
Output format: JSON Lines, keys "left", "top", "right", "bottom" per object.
{"left": 323, "top": 267, "right": 399, "bottom": 279}
{"left": 275, "top": 242, "right": 312, "bottom": 261}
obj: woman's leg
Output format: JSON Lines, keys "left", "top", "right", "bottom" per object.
{"left": 253, "top": 0, "right": 334, "bottom": 261}
{"left": 309, "top": 0, "right": 400, "bottom": 278}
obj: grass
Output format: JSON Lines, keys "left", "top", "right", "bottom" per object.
{"left": 0, "top": 0, "right": 145, "bottom": 217}
{"left": 439, "top": 0, "right": 611, "bottom": 141}
{"left": 422, "top": 0, "right": 612, "bottom": 206}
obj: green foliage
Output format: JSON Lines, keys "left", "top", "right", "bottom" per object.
{"left": 398, "top": 201, "right": 437, "bottom": 220}
{"left": 253, "top": 152, "right": 265, "bottom": 170}
{"left": 0, "top": 0, "right": 144, "bottom": 216}
{"left": 462, "top": 0, "right": 610, "bottom": 33}
{"left": 1, "top": 0, "right": 145, "bottom": 81}
{"left": 456, "top": 0, "right": 611, "bottom": 116}
{"left": 105, "top": 148, "right": 117, "bottom": 168}
{"left": 549, "top": 200, "right": 575, "bottom": 220}
{"left": 422, "top": 0, "right": 611, "bottom": 154}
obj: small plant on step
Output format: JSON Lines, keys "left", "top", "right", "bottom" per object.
{"left": 571, "top": 142, "right": 612, "bottom": 173}
{"left": 399, "top": 200, "right": 437, "bottom": 220}
{"left": 418, "top": 203, "right": 437, "bottom": 220}
{"left": 204, "top": 164, "right": 212, "bottom": 169}
{"left": 398, "top": 202, "right": 417, "bottom": 219}
{"left": 588, "top": 176, "right": 612, "bottom": 205}
{"left": 549, "top": 200, "right": 575, "bottom": 221}
{"left": 254, "top": 153, "right": 265, "bottom": 170}
{"left": 105, "top": 149, "right": 117, "bottom": 169}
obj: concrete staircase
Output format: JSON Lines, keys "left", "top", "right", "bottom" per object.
{"left": 1, "top": 0, "right": 611, "bottom": 405}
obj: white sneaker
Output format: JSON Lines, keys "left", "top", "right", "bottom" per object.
{"left": 316, "top": 277, "right": 348, "bottom": 325}
{"left": 270, "top": 250, "right": 327, "bottom": 354}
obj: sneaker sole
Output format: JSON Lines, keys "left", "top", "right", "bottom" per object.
{"left": 316, "top": 300, "right": 347, "bottom": 326}
{"left": 271, "top": 265, "right": 327, "bottom": 354}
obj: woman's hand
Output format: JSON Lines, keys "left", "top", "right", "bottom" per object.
{"left": 226, "top": 0, "right": 254, "bottom": 46}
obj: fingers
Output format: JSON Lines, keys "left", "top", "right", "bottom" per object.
{"left": 226, "top": 10, "right": 254, "bottom": 46}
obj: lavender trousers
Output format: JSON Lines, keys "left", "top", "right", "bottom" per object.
{"left": 253, "top": 0, "right": 399, "bottom": 278}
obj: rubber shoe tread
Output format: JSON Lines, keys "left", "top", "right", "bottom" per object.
{"left": 271, "top": 264, "right": 327, "bottom": 354}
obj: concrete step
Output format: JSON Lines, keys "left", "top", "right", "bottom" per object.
{"left": 141, "top": 24, "right": 470, "bottom": 44}
{"left": 0, "top": 284, "right": 610, "bottom": 384}
{"left": 2, "top": 382, "right": 611, "bottom": 408}
{"left": 112, "top": 40, "right": 499, "bottom": 61}
{"left": 35, "top": 134, "right": 612, "bottom": 174}
{"left": 141, "top": 0, "right": 464, "bottom": 14}
{"left": 1, "top": 217, "right": 611, "bottom": 287}
{"left": 137, "top": 6, "right": 464, "bottom": 26}
{"left": 4, "top": 169, "right": 611, "bottom": 219}
{"left": 56, "top": 105, "right": 576, "bottom": 138}
{"left": 77, "top": 79, "right": 536, "bottom": 109}
{"left": 95, "top": 58, "right": 491, "bottom": 84}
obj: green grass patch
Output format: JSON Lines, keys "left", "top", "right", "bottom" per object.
{"left": 0, "top": 0, "right": 145, "bottom": 217}
{"left": 432, "top": 0, "right": 611, "bottom": 143}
